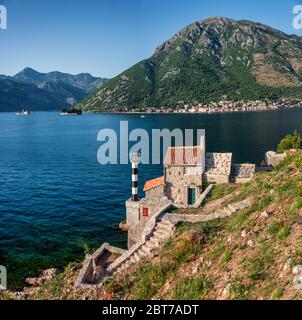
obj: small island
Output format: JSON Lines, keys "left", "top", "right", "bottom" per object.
{"left": 60, "top": 108, "right": 82, "bottom": 116}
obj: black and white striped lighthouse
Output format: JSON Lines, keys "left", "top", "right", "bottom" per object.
{"left": 130, "top": 153, "right": 139, "bottom": 201}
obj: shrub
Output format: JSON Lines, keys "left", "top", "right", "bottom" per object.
{"left": 277, "top": 130, "right": 302, "bottom": 153}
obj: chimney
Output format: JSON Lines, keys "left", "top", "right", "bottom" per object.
{"left": 130, "top": 153, "right": 139, "bottom": 201}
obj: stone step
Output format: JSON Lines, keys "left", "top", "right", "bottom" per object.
{"left": 130, "top": 253, "right": 140, "bottom": 264}
{"left": 145, "top": 241, "right": 156, "bottom": 250}
{"left": 157, "top": 222, "right": 174, "bottom": 231}
{"left": 153, "top": 230, "right": 169, "bottom": 240}
{"left": 149, "top": 236, "right": 162, "bottom": 247}
{"left": 161, "top": 220, "right": 175, "bottom": 226}
{"left": 137, "top": 249, "right": 148, "bottom": 259}
{"left": 214, "top": 209, "right": 226, "bottom": 218}
{"left": 141, "top": 245, "right": 152, "bottom": 254}
{"left": 156, "top": 225, "right": 172, "bottom": 233}
{"left": 224, "top": 207, "right": 233, "bottom": 216}
{"left": 227, "top": 204, "right": 237, "bottom": 212}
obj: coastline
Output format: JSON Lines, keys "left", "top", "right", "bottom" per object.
{"left": 83, "top": 105, "right": 302, "bottom": 115}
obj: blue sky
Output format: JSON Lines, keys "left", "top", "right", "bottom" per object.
{"left": 0, "top": 0, "right": 301, "bottom": 78}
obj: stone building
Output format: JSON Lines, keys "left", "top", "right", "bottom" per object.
{"left": 164, "top": 146, "right": 204, "bottom": 207}
{"left": 125, "top": 134, "right": 256, "bottom": 247}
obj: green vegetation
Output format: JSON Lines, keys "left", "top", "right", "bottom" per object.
{"left": 172, "top": 276, "right": 212, "bottom": 300}
{"left": 244, "top": 245, "right": 275, "bottom": 281}
{"left": 277, "top": 130, "right": 302, "bottom": 153}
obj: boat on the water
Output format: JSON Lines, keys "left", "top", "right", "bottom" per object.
{"left": 16, "top": 109, "right": 30, "bottom": 116}
{"left": 60, "top": 108, "right": 82, "bottom": 116}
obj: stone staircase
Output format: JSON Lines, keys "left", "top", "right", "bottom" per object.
{"left": 114, "top": 220, "right": 175, "bottom": 274}
{"left": 214, "top": 198, "right": 252, "bottom": 217}
{"left": 108, "top": 198, "right": 252, "bottom": 275}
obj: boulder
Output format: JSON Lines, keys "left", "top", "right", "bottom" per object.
{"left": 25, "top": 268, "right": 59, "bottom": 287}
{"left": 293, "top": 265, "right": 302, "bottom": 275}
{"left": 260, "top": 211, "right": 273, "bottom": 218}
{"left": 293, "top": 274, "right": 302, "bottom": 290}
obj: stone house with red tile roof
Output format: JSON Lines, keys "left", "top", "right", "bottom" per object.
{"left": 126, "top": 135, "right": 255, "bottom": 247}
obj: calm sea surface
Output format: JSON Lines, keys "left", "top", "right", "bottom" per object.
{"left": 1, "top": 110, "right": 302, "bottom": 288}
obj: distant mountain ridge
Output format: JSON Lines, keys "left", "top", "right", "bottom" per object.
{"left": 79, "top": 16, "right": 302, "bottom": 112}
{"left": 0, "top": 68, "right": 108, "bottom": 112}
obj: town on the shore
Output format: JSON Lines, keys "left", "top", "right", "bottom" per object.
{"left": 126, "top": 98, "right": 302, "bottom": 114}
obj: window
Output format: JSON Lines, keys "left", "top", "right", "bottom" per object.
{"left": 142, "top": 208, "right": 149, "bottom": 217}
{"left": 184, "top": 167, "right": 189, "bottom": 175}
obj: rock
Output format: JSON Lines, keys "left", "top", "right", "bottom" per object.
{"left": 222, "top": 284, "right": 231, "bottom": 299}
{"left": 293, "top": 265, "right": 302, "bottom": 275}
{"left": 6, "top": 291, "right": 28, "bottom": 300}
{"left": 192, "top": 266, "right": 199, "bottom": 274}
{"left": 25, "top": 277, "right": 44, "bottom": 287}
{"left": 247, "top": 240, "right": 254, "bottom": 247}
{"left": 283, "top": 262, "right": 290, "bottom": 273}
{"left": 25, "top": 268, "right": 59, "bottom": 287}
{"left": 293, "top": 274, "right": 302, "bottom": 290}
{"left": 42, "top": 268, "right": 58, "bottom": 278}
{"left": 119, "top": 221, "right": 128, "bottom": 231}
{"left": 260, "top": 210, "right": 273, "bottom": 218}
{"left": 241, "top": 230, "right": 247, "bottom": 238}
{"left": 294, "top": 215, "right": 302, "bottom": 225}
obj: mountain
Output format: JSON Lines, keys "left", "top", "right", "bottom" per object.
{"left": 0, "top": 78, "right": 68, "bottom": 112}
{"left": 80, "top": 17, "right": 302, "bottom": 112}
{"left": 14, "top": 68, "right": 108, "bottom": 93}
{"left": 0, "top": 68, "right": 108, "bottom": 112}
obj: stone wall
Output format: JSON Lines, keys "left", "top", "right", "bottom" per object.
{"left": 165, "top": 165, "right": 202, "bottom": 207}
{"left": 265, "top": 151, "right": 285, "bottom": 167}
{"left": 204, "top": 173, "right": 230, "bottom": 184}
{"left": 75, "top": 243, "right": 126, "bottom": 290}
{"left": 145, "top": 185, "right": 165, "bottom": 199}
{"left": 128, "top": 196, "right": 172, "bottom": 247}
{"left": 125, "top": 199, "right": 140, "bottom": 228}
{"left": 204, "top": 153, "right": 232, "bottom": 184}
{"left": 232, "top": 164, "right": 256, "bottom": 183}
{"left": 128, "top": 219, "right": 148, "bottom": 248}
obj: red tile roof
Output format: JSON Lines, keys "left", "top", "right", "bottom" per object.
{"left": 144, "top": 176, "right": 165, "bottom": 192}
{"left": 164, "top": 146, "right": 203, "bottom": 166}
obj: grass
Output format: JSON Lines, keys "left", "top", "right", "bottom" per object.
{"left": 272, "top": 287, "right": 284, "bottom": 300}
{"left": 204, "top": 183, "right": 238, "bottom": 203}
{"left": 220, "top": 249, "right": 233, "bottom": 266}
{"left": 171, "top": 276, "right": 212, "bottom": 300}
{"left": 229, "top": 276, "right": 254, "bottom": 300}
{"left": 226, "top": 210, "right": 249, "bottom": 233}
{"left": 244, "top": 245, "right": 275, "bottom": 282}
{"left": 133, "top": 262, "right": 176, "bottom": 300}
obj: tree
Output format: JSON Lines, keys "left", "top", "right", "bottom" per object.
{"left": 277, "top": 130, "right": 302, "bottom": 153}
